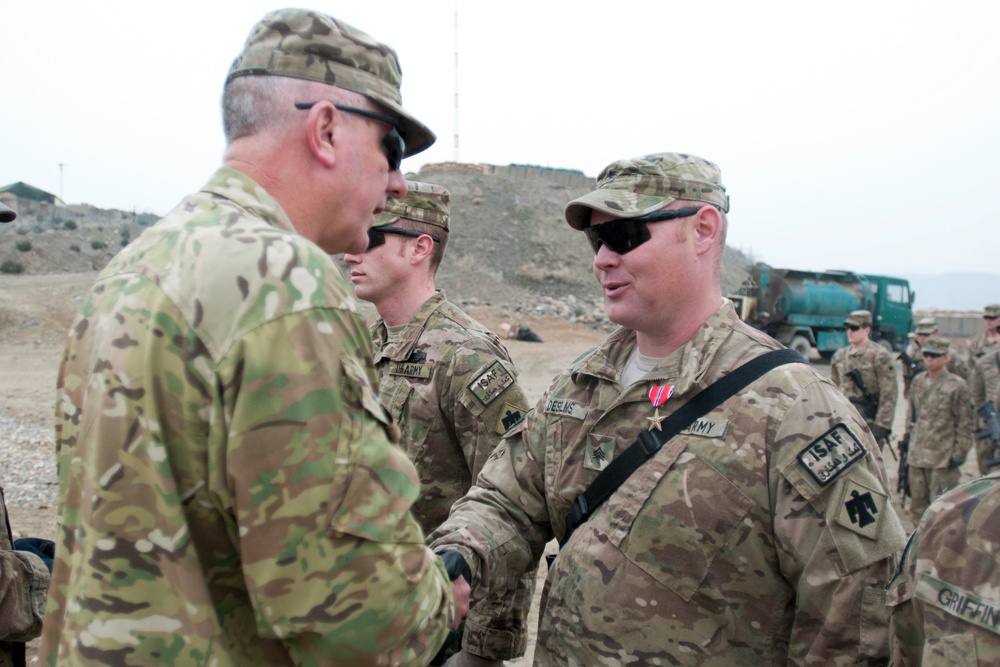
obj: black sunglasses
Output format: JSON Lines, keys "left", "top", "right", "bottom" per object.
{"left": 367, "top": 226, "right": 440, "bottom": 251}
{"left": 922, "top": 351, "right": 944, "bottom": 358}
{"left": 295, "top": 102, "right": 406, "bottom": 172}
{"left": 584, "top": 207, "right": 703, "bottom": 255}
{"left": 845, "top": 325, "right": 861, "bottom": 332}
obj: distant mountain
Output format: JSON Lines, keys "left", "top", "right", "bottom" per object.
{"left": 904, "top": 273, "right": 1000, "bottom": 311}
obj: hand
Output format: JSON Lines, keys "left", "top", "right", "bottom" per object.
{"left": 451, "top": 575, "right": 470, "bottom": 629}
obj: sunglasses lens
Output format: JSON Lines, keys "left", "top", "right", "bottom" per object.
{"left": 367, "top": 227, "right": 386, "bottom": 250}
{"left": 585, "top": 220, "right": 651, "bottom": 255}
{"left": 383, "top": 128, "right": 405, "bottom": 171}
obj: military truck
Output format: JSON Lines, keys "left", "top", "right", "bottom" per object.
{"left": 729, "top": 263, "right": 915, "bottom": 360}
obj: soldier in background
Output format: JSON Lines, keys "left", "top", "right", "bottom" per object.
{"left": 972, "top": 345, "right": 1000, "bottom": 475}
{"left": 430, "top": 152, "right": 906, "bottom": 665}
{"left": 0, "top": 200, "right": 53, "bottom": 667}
{"left": 903, "top": 317, "right": 971, "bottom": 393}
{"left": 967, "top": 303, "right": 1000, "bottom": 363}
{"left": 831, "top": 310, "right": 899, "bottom": 448}
{"left": 39, "top": 9, "right": 459, "bottom": 665}
{"left": 344, "top": 183, "right": 533, "bottom": 667}
{"left": 905, "top": 337, "right": 975, "bottom": 524}
{"left": 887, "top": 472, "right": 1000, "bottom": 665}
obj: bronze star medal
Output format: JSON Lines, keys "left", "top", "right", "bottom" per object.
{"left": 646, "top": 384, "right": 674, "bottom": 431}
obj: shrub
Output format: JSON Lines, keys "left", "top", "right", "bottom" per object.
{"left": 91, "top": 240, "right": 107, "bottom": 250}
{"left": 15, "top": 227, "right": 27, "bottom": 236}
{"left": 64, "top": 220, "right": 78, "bottom": 230}
{"left": 69, "top": 244, "right": 80, "bottom": 252}
{"left": 0, "top": 260, "right": 24, "bottom": 274}
{"left": 15, "top": 240, "right": 32, "bottom": 252}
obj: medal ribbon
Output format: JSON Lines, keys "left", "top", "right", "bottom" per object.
{"left": 648, "top": 384, "right": 674, "bottom": 407}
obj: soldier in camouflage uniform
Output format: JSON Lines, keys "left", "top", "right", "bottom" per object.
{"left": 39, "top": 10, "right": 461, "bottom": 666}
{"left": 344, "top": 183, "right": 532, "bottom": 667}
{"left": 429, "top": 152, "right": 907, "bottom": 665}
{"left": 903, "top": 317, "right": 971, "bottom": 393}
{"left": 0, "top": 202, "right": 53, "bottom": 667}
{"left": 887, "top": 472, "right": 1000, "bottom": 666}
{"left": 972, "top": 347, "right": 1000, "bottom": 475}
{"left": 905, "top": 337, "right": 976, "bottom": 524}
{"left": 831, "top": 309, "right": 899, "bottom": 448}
{"left": 966, "top": 304, "right": 1000, "bottom": 364}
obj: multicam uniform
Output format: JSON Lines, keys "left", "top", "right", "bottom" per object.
{"left": 0, "top": 486, "right": 49, "bottom": 667}
{"left": 906, "top": 370, "right": 975, "bottom": 522}
{"left": 966, "top": 332, "right": 1000, "bottom": 366}
{"left": 370, "top": 291, "right": 533, "bottom": 659}
{"left": 430, "top": 302, "right": 906, "bottom": 665}
{"left": 831, "top": 339, "right": 898, "bottom": 439}
{"left": 972, "top": 352, "right": 1000, "bottom": 474}
{"left": 40, "top": 167, "right": 452, "bottom": 666}
{"left": 887, "top": 473, "right": 1000, "bottom": 666}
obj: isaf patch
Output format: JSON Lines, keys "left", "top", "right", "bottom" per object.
{"left": 496, "top": 402, "right": 525, "bottom": 435}
{"left": 835, "top": 479, "right": 887, "bottom": 540}
{"left": 468, "top": 361, "right": 514, "bottom": 406}
{"left": 584, "top": 434, "right": 615, "bottom": 471}
{"left": 798, "top": 423, "right": 866, "bottom": 486}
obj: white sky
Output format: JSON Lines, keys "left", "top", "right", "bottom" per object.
{"left": 3, "top": 0, "right": 999, "bottom": 277}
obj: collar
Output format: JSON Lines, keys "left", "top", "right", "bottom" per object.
{"left": 372, "top": 291, "right": 449, "bottom": 363}
{"left": 200, "top": 167, "right": 297, "bottom": 235}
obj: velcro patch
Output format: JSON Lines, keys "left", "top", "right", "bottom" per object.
{"left": 835, "top": 479, "right": 887, "bottom": 540}
{"left": 543, "top": 397, "right": 588, "bottom": 420}
{"left": 797, "top": 423, "right": 866, "bottom": 486}
{"left": 496, "top": 402, "right": 525, "bottom": 435}
{"left": 468, "top": 361, "right": 514, "bottom": 406}
{"left": 584, "top": 434, "right": 615, "bottom": 471}
{"left": 388, "top": 361, "right": 431, "bottom": 379}
{"left": 680, "top": 417, "right": 729, "bottom": 439}
{"left": 916, "top": 574, "right": 1000, "bottom": 635}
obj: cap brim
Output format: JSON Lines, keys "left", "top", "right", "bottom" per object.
{"left": 372, "top": 213, "right": 401, "bottom": 227}
{"left": 563, "top": 190, "right": 676, "bottom": 230}
{"left": 377, "top": 99, "right": 435, "bottom": 158}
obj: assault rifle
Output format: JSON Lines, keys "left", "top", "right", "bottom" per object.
{"left": 979, "top": 401, "right": 1000, "bottom": 468}
{"left": 898, "top": 350, "right": 921, "bottom": 380}
{"left": 897, "top": 431, "right": 911, "bottom": 507}
{"left": 846, "top": 368, "right": 880, "bottom": 422}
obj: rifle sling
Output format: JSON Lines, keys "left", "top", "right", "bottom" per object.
{"left": 560, "top": 348, "right": 805, "bottom": 547}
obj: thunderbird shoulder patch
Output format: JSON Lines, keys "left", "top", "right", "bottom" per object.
{"left": 496, "top": 402, "right": 525, "bottom": 435}
{"left": 468, "top": 360, "right": 514, "bottom": 406}
{"left": 797, "top": 423, "right": 866, "bottom": 486}
{"left": 835, "top": 479, "right": 887, "bottom": 539}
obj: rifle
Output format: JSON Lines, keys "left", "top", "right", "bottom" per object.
{"left": 846, "top": 368, "right": 880, "bottom": 422}
{"left": 897, "top": 431, "right": 911, "bottom": 507}
{"left": 979, "top": 400, "right": 1000, "bottom": 468}
{"left": 898, "top": 350, "right": 921, "bottom": 380}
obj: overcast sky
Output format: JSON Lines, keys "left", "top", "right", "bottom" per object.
{"left": 3, "top": 0, "right": 999, "bottom": 277}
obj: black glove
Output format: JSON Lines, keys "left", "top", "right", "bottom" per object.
{"left": 949, "top": 456, "right": 964, "bottom": 470}
{"left": 438, "top": 550, "right": 471, "bottom": 583}
{"left": 14, "top": 537, "right": 55, "bottom": 573}
{"left": 871, "top": 425, "right": 891, "bottom": 444}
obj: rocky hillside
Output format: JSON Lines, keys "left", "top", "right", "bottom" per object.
{"left": 0, "top": 163, "right": 753, "bottom": 327}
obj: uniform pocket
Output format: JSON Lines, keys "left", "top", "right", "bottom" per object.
{"left": 925, "top": 633, "right": 978, "bottom": 666}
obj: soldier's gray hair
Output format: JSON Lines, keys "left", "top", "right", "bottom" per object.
{"left": 222, "top": 76, "right": 368, "bottom": 145}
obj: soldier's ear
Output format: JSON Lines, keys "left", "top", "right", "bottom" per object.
{"left": 410, "top": 234, "right": 436, "bottom": 263}
{"left": 303, "top": 101, "right": 341, "bottom": 168}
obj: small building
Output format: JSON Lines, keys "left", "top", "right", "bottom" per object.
{"left": 0, "top": 182, "right": 65, "bottom": 207}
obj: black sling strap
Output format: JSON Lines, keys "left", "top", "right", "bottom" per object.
{"left": 560, "top": 347, "right": 805, "bottom": 546}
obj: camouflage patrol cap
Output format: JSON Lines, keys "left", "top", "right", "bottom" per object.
{"left": 227, "top": 8, "right": 435, "bottom": 157}
{"left": 914, "top": 317, "right": 938, "bottom": 335}
{"left": 0, "top": 202, "right": 15, "bottom": 223}
{"left": 564, "top": 152, "right": 729, "bottom": 230}
{"left": 844, "top": 310, "right": 873, "bottom": 327}
{"left": 922, "top": 336, "right": 950, "bottom": 356}
{"left": 374, "top": 181, "right": 450, "bottom": 231}
{"left": 984, "top": 304, "right": 1000, "bottom": 318}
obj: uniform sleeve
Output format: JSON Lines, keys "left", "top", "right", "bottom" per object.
{"left": 773, "top": 379, "right": 907, "bottom": 666}
{"left": 830, "top": 353, "right": 842, "bottom": 387}
{"left": 886, "top": 533, "right": 924, "bottom": 666}
{"left": 875, "top": 350, "right": 899, "bottom": 431}
{"left": 972, "top": 363, "right": 986, "bottom": 410}
{"left": 952, "top": 381, "right": 975, "bottom": 464}
{"left": 222, "top": 307, "right": 453, "bottom": 665}
{"left": 0, "top": 548, "right": 49, "bottom": 643}
{"left": 429, "top": 400, "right": 552, "bottom": 602}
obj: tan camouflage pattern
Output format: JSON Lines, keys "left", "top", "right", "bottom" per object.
{"left": 967, "top": 331, "right": 1000, "bottom": 365}
{"left": 227, "top": 8, "right": 434, "bottom": 156}
{"left": 904, "top": 337, "right": 972, "bottom": 395}
{"left": 906, "top": 370, "right": 975, "bottom": 521}
{"left": 375, "top": 181, "right": 450, "bottom": 231}
{"left": 39, "top": 167, "right": 452, "bottom": 666}
{"left": 973, "top": 352, "right": 1000, "bottom": 474}
{"left": 887, "top": 473, "right": 1000, "bottom": 666}
{"left": 831, "top": 338, "right": 900, "bottom": 433}
{"left": 845, "top": 309, "right": 874, "bottom": 327}
{"left": 914, "top": 317, "right": 939, "bottom": 335}
{"left": 563, "top": 152, "right": 729, "bottom": 230}
{"left": 431, "top": 302, "right": 906, "bottom": 665}
{"left": 0, "top": 485, "right": 49, "bottom": 665}
{"left": 371, "top": 291, "right": 532, "bottom": 660}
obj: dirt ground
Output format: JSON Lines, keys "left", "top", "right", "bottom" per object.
{"left": 1, "top": 272, "right": 979, "bottom": 665}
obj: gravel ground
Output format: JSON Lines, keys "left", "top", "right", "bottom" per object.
{"left": 0, "top": 415, "right": 57, "bottom": 517}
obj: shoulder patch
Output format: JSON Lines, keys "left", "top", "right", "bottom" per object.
{"left": 797, "top": 423, "right": 866, "bottom": 486}
{"left": 584, "top": 434, "right": 615, "bottom": 471}
{"left": 543, "top": 397, "right": 588, "bottom": 420}
{"left": 496, "top": 402, "right": 526, "bottom": 435}
{"left": 835, "top": 479, "right": 888, "bottom": 540}
{"left": 916, "top": 574, "right": 1000, "bottom": 635}
{"left": 388, "top": 361, "right": 431, "bottom": 379}
{"left": 468, "top": 360, "right": 514, "bottom": 406}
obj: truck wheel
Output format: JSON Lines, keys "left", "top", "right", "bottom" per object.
{"left": 789, "top": 336, "right": 812, "bottom": 360}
